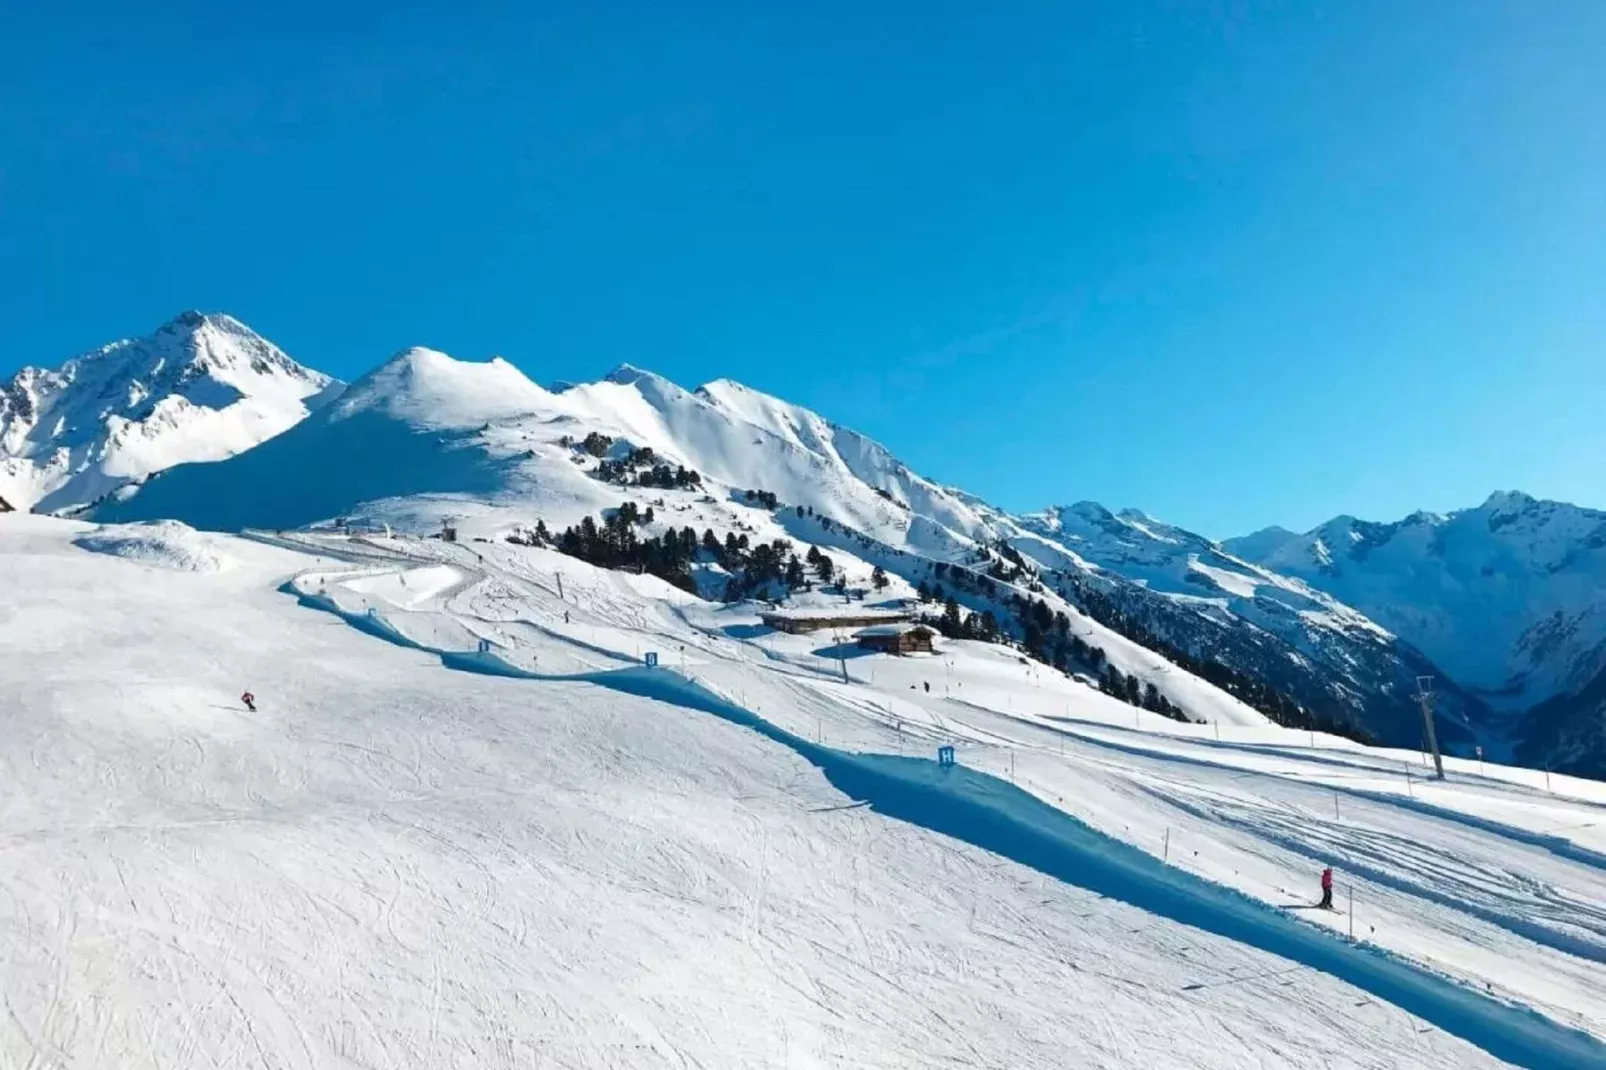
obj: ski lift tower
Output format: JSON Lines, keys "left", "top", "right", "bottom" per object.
{"left": 1415, "top": 676, "right": 1445, "bottom": 780}
{"left": 440, "top": 516, "right": 459, "bottom": 543}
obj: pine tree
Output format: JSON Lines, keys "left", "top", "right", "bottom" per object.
{"left": 1024, "top": 621, "right": 1046, "bottom": 658}
{"left": 916, "top": 579, "right": 932, "bottom": 602}
{"left": 871, "top": 565, "right": 888, "bottom": 591}
{"left": 785, "top": 555, "right": 807, "bottom": 590}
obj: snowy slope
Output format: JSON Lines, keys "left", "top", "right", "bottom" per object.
{"left": 7, "top": 512, "right": 1604, "bottom": 1068}
{"left": 0, "top": 311, "right": 340, "bottom": 514}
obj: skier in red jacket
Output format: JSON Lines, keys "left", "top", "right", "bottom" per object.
{"left": 241, "top": 691, "right": 256, "bottom": 713}
{"left": 1319, "top": 866, "right": 1334, "bottom": 909}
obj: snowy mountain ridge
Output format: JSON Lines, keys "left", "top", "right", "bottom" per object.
{"left": 28, "top": 310, "right": 1600, "bottom": 769}
{"left": 0, "top": 312, "right": 340, "bottom": 514}
{"left": 87, "top": 333, "right": 1488, "bottom": 751}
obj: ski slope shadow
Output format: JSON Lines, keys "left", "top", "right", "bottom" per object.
{"left": 591, "top": 667, "right": 1606, "bottom": 1070}
{"left": 288, "top": 589, "right": 435, "bottom": 651}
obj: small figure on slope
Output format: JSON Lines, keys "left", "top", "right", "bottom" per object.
{"left": 1319, "top": 865, "right": 1334, "bottom": 910}
{"left": 241, "top": 691, "right": 257, "bottom": 713}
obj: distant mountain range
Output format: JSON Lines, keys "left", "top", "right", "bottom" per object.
{"left": 6, "top": 312, "right": 1601, "bottom": 776}
{"left": 1227, "top": 498, "right": 1606, "bottom": 774}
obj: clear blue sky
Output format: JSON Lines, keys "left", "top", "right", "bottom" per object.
{"left": 3, "top": 2, "right": 1601, "bottom": 537}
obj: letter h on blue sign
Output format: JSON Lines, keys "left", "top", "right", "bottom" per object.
{"left": 938, "top": 746, "right": 955, "bottom": 767}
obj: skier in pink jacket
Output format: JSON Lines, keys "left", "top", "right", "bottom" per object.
{"left": 1319, "top": 866, "right": 1334, "bottom": 909}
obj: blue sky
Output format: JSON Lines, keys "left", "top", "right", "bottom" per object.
{"left": 2, "top": 2, "right": 1601, "bottom": 537}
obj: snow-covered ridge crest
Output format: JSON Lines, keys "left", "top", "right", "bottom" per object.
{"left": 0, "top": 311, "right": 341, "bottom": 514}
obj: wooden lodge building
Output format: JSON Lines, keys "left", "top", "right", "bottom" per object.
{"left": 852, "top": 623, "right": 937, "bottom": 656}
{"left": 758, "top": 609, "right": 912, "bottom": 635}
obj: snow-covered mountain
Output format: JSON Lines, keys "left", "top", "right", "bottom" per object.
{"left": 92, "top": 340, "right": 1489, "bottom": 749}
{"left": 1227, "top": 494, "right": 1606, "bottom": 708}
{"left": 0, "top": 311, "right": 340, "bottom": 515}
{"left": 57, "top": 312, "right": 1602, "bottom": 762}
{"left": 1002, "top": 502, "right": 1490, "bottom": 747}
{"left": 1226, "top": 495, "right": 1606, "bottom": 775}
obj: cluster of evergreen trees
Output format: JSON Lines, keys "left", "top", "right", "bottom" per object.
{"left": 721, "top": 537, "right": 809, "bottom": 600}
{"left": 1099, "top": 665, "right": 1188, "bottom": 719}
{"left": 922, "top": 592, "right": 1002, "bottom": 643}
{"left": 589, "top": 445, "right": 702, "bottom": 490}
{"left": 634, "top": 464, "right": 702, "bottom": 490}
{"left": 804, "top": 544, "right": 835, "bottom": 584}
{"left": 908, "top": 567, "right": 1190, "bottom": 721}
{"left": 986, "top": 541, "right": 1033, "bottom": 585}
{"left": 996, "top": 591, "right": 1190, "bottom": 720}
{"left": 540, "top": 507, "right": 815, "bottom": 601}
{"left": 872, "top": 487, "right": 907, "bottom": 509}
{"left": 743, "top": 488, "right": 780, "bottom": 509}
{"left": 548, "top": 506, "right": 703, "bottom": 594}
{"left": 557, "top": 431, "right": 615, "bottom": 458}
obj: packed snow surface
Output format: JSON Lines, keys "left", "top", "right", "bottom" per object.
{"left": 4, "top": 513, "right": 1604, "bottom": 1069}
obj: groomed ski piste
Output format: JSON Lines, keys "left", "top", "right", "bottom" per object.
{"left": 5, "top": 513, "right": 1604, "bottom": 1069}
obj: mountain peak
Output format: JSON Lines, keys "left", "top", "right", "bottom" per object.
{"left": 696, "top": 376, "right": 756, "bottom": 398}
{"left": 1220, "top": 524, "right": 1301, "bottom": 564}
{"left": 1, "top": 313, "right": 339, "bottom": 514}
{"left": 335, "top": 347, "right": 545, "bottom": 427}
{"left": 1482, "top": 490, "right": 1535, "bottom": 511}
{"left": 155, "top": 309, "right": 255, "bottom": 337}
{"left": 596, "top": 363, "right": 695, "bottom": 406}
{"left": 1064, "top": 500, "right": 1118, "bottom": 522}
{"left": 603, "top": 363, "right": 657, "bottom": 386}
